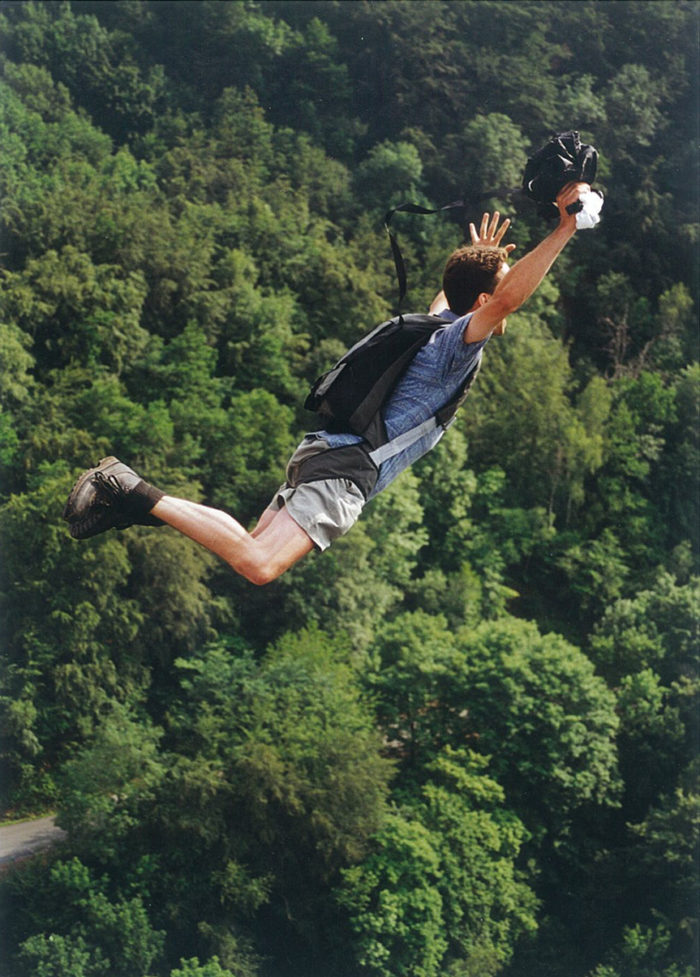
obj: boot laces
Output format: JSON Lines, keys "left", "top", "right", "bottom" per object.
{"left": 92, "top": 470, "right": 129, "bottom": 504}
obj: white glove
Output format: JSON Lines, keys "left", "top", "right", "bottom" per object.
{"left": 575, "top": 188, "right": 604, "bottom": 230}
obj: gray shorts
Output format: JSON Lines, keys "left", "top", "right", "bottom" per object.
{"left": 267, "top": 435, "right": 367, "bottom": 551}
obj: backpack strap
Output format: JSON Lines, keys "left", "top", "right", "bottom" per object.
{"left": 368, "top": 414, "right": 440, "bottom": 466}
{"left": 384, "top": 201, "right": 465, "bottom": 305}
{"left": 385, "top": 188, "right": 521, "bottom": 307}
{"left": 367, "top": 358, "right": 481, "bottom": 466}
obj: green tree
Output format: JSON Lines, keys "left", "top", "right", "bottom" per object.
{"left": 338, "top": 749, "right": 537, "bottom": 977}
{"left": 455, "top": 617, "right": 621, "bottom": 839}
{"left": 338, "top": 812, "right": 448, "bottom": 977}
{"left": 366, "top": 610, "right": 461, "bottom": 770}
{"left": 2, "top": 0, "right": 166, "bottom": 140}
{"left": 354, "top": 139, "right": 425, "bottom": 212}
{"left": 151, "top": 630, "right": 392, "bottom": 968}
{"left": 589, "top": 572, "right": 699, "bottom": 822}
{"left": 0, "top": 464, "right": 146, "bottom": 808}
{"left": 587, "top": 921, "right": 695, "bottom": 977}
{"left": 465, "top": 313, "right": 611, "bottom": 519}
{"left": 169, "top": 959, "right": 246, "bottom": 977}
{"left": 8, "top": 854, "right": 165, "bottom": 977}
{"left": 663, "top": 366, "right": 700, "bottom": 563}
{"left": 56, "top": 704, "right": 166, "bottom": 861}
{"left": 18, "top": 932, "right": 107, "bottom": 977}
{"left": 627, "top": 769, "right": 700, "bottom": 963}
{"left": 590, "top": 572, "right": 699, "bottom": 685}
{"left": 449, "top": 113, "right": 529, "bottom": 205}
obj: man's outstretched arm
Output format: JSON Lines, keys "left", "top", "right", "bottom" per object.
{"left": 465, "top": 182, "right": 584, "bottom": 344}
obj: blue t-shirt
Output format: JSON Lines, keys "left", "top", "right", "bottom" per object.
{"left": 316, "top": 310, "right": 488, "bottom": 499}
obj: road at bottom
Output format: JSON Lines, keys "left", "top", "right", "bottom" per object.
{"left": 0, "top": 816, "right": 67, "bottom": 868}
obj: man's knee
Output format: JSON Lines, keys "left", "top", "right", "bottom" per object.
{"left": 242, "top": 562, "right": 283, "bottom": 586}
{"left": 231, "top": 512, "right": 314, "bottom": 584}
{"left": 232, "top": 547, "right": 289, "bottom": 586}
{"left": 230, "top": 552, "right": 276, "bottom": 586}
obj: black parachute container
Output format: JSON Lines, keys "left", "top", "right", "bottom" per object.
{"left": 522, "top": 130, "right": 598, "bottom": 218}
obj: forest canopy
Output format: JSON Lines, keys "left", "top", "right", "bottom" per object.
{"left": 0, "top": 2, "right": 698, "bottom": 976}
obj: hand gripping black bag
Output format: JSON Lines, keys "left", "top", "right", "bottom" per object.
{"left": 522, "top": 131, "right": 598, "bottom": 218}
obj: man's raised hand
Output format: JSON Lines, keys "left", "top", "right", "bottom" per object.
{"left": 469, "top": 211, "right": 516, "bottom": 254}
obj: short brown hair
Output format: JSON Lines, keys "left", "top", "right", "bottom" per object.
{"left": 442, "top": 245, "right": 508, "bottom": 315}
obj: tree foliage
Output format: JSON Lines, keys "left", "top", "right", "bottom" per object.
{"left": 0, "top": 2, "right": 697, "bottom": 975}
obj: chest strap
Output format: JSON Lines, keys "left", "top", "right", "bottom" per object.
{"left": 368, "top": 415, "right": 440, "bottom": 466}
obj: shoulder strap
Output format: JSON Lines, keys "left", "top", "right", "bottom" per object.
{"left": 368, "top": 357, "right": 481, "bottom": 466}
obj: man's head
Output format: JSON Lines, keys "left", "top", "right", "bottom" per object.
{"left": 442, "top": 245, "right": 509, "bottom": 315}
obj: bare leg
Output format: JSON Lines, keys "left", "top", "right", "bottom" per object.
{"left": 250, "top": 506, "right": 278, "bottom": 538}
{"left": 151, "top": 496, "right": 314, "bottom": 585}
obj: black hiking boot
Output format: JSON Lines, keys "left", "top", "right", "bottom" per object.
{"left": 62, "top": 456, "right": 164, "bottom": 539}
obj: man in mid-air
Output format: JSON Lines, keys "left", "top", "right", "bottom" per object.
{"left": 63, "top": 182, "right": 587, "bottom": 584}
